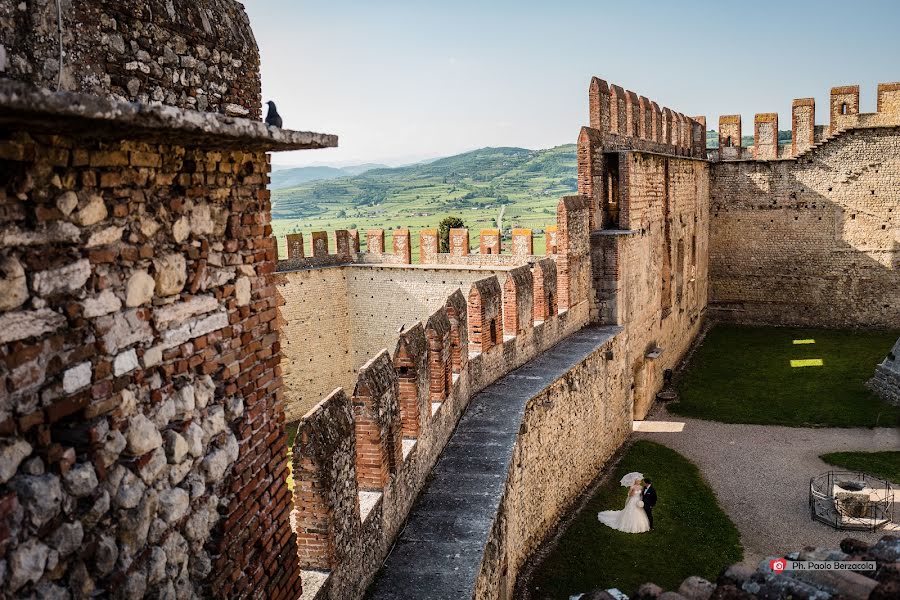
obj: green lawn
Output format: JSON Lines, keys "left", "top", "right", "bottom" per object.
{"left": 820, "top": 451, "right": 900, "bottom": 484}
{"left": 670, "top": 325, "right": 900, "bottom": 428}
{"left": 526, "top": 441, "right": 742, "bottom": 599}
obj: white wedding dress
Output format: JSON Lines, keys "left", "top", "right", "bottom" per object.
{"left": 597, "top": 484, "right": 651, "bottom": 533}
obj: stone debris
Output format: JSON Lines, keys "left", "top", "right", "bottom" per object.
{"left": 627, "top": 536, "right": 900, "bottom": 600}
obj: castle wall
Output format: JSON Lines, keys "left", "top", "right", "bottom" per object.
{"left": 709, "top": 126, "right": 900, "bottom": 328}
{"left": 474, "top": 330, "right": 629, "bottom": 600}
{"left": 345, "top": 265, "right": 513, "bottom": 371}
{"left": 0, "top": 0, "right": 261, "bottom": 117}
{"left": 292, "top": 281, "right": 592, "bottom": 599}
{"left": 0, "top": 132, "right": 300, "bottom": 598}
{"left": 580, "top": 84, "right": 711, "bottom": 420}
{"left": 276, "top": 268, "right": 353, "bottom": 422}
{"left": 607, "top": 153, "right": 710, "bottom": 418}
{"left": 276, "top": 264, "right": 519, "bottom": 420}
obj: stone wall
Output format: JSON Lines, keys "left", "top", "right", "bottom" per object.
{"left": 603, "top": 153, "right": 709, "bottom": 418}
{"left": 475, "top": 332, "right": 630, "bottom": 600}
{"left": 276, "top": 264, "right": 519, "bottom": 420}
{"left": 709, "top": 126, "right": 900, "bottom": 328}
{"left": 291, "top": 275, "right": 593, "bottom": 599}
{"left": 869, "top": 337, "right": 900, "bottom": 406}
{"left": 275, "top": 267, "right": 353, "bottom": 423}
{"left": 0, "top": 131, "right": 300, "bottom": 597}
{"left": 0, "top": 0, "right": 261, "bottom": 117}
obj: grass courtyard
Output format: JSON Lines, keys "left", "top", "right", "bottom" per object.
{"left": 670, "top": 325, "right": 900, "bottom": 428}
{"left": 820, "top": 451, "right": 900, "bottom": 484}
{"left": 525, "top": 441, "right": 742, "bottom": 599}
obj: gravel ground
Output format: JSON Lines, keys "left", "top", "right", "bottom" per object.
{"left": 634, "top": 403, "right": 900, "bottom": 566}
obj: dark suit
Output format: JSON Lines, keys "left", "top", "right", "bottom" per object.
{"left": 641, "top": 485, "right": 657, "bottom": 529}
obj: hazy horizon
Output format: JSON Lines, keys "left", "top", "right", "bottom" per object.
{"left": 244, "top": 0, "right": 900, "bottom": 167}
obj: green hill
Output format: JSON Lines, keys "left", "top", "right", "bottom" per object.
{"left": 271, "top": 145, "right": 577, "bottom": 257}
{"left": 706, "top": 129, "right": 792, "bottom": 148}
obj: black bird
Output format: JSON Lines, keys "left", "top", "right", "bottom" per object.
{"left": 265, "top": 101, "right": 283, "bottom": 128}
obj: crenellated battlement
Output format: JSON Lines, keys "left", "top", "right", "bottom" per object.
{"left": 712, "top": 81, "right": 900, "bottom": 162}
{"left": 274, "top": 223, "right": 556, "bottom": 272}
{"left": 289, "top": 214, "right": 593, "bottom": 596}
{"left": 587, "top": 77, "right": 706, "bottom": 158}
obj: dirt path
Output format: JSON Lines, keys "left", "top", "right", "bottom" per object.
{"left": 633, "top": 404, "right": 900, "bottom": 566}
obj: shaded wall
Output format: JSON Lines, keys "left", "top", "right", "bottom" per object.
{"left": 708, "top": 126, "right": 900, "bottom": 328}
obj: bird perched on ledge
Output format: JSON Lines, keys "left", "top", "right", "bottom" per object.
{"left": 265, "top": 100, "right": 283, "bottom": 128}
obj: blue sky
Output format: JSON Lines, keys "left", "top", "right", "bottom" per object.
{"left": 243, "top": 0, "right": 900, "bottom": 167}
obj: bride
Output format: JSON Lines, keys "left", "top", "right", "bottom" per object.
{"left": 597, "top": 480, "right": 650, "bottom": 534}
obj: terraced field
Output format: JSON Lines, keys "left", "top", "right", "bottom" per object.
{"left": 270, "top": 145, "right": 577, "bottom": 259}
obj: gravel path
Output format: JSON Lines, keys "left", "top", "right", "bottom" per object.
{"left": 633, "top": 404, "right": 900, "bottom": 566}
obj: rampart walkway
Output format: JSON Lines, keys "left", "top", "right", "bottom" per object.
{"left": 367, "top": 326, "right": 620, "bottom": 599}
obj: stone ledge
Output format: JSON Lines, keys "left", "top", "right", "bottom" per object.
{"left": 0, "top": 80, "right": 337, "bottom": 152}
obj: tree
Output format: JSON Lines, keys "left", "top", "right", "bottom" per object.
{"left": 438, "top": 216, "right": 464, "bottom": 253}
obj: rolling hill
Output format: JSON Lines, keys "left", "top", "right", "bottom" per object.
{"left": 270, "top": 145, "right": 578, "bottom": 257}
{"left": 269, "top": 163, "right": 388, "bottom": 190}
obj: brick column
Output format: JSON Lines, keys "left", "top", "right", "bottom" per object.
{"left": 719, "top": 115, "right": 742, "bottom": 160}
{"left": 445, "top": 290, "right": 469, "bottom": 374}
{"left": 420, "top": 228, "right": 438, "bottom": 264}
{"left": 311, "top": 231, "right": 329, "bottom": 256}
{"left": 638, "top": 96, "right": 651, "bottom": 140}
{"left": 367, "top": 229, "right": 384, "bottom": 254}
{"left": 449, "top": 228, "right": 469, "bottom": 257}
{"left": 511, "top": 228, "right": 533, "bottom": 257}
{"left": 480, "top": 229, "right": 501, "bottom": 255}
{"left": 589, "top": 77, "right": 610, "bottom": 133}
{"left": 335, "top": 229, "right": 351, "bottom": 258}
{"left": 545, "top": 225, "right": 558, "bottom": 254}
{"left": 392, "top": 228, "right": 411, "bottom": 264}
{"left": 393, "top": 324, "right": 427, "bottom": 438}
{"left": 532, "top": 258, "right": 558, "bottom": 322}
{"left": 792, "top": 99, "right": 815, "bottom": 156}
{"left": 292, "top": 389, "right": 360, "bottom": 570}
{"left": 830, "top": 85, "right": 860, "bottom": 134}
{"left": 286, "top": 233, "right": 304, "bottom": 259}
{"left": 352, "top": 351, "right": 402, "bottom": 490}
{"left": 625, "top": 90, "right": 639, "bottom": 137}
{"left": 348, "top": 229, "right": 360, "bottom": 253}
{"left": 754, "top": 113, "right": 778, "bottom": 160}
{"left": 467, "top": 276, "right": 502, "bottom": 353}
{"left": 503, "top": 265, "right": 534, "bottom": 336}
{"left": 425, "top": 309, "right": 452, "bottom": 404}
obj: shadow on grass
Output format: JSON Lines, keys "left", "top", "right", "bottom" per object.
{"left": 524, "top": 441, "right": 741, "bottom": 600}
{"left": 671, "top": 325, "right": 900, "bottom": 427}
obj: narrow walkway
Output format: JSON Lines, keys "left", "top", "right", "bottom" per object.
{"left": 367, "top": 326, "right": 620, "bottom": 600}
{"left": 634, "top": 404, "right": 900, "bottom": 565}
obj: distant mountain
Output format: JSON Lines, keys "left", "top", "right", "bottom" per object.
{"left": 341, "top": 163, "right": 390, "bottom": 176}
{"left": 270, "top": 145, "right": 578, "bottom": 221}
{"left": 269, "top": 163, "right": 389, "bottom": 190}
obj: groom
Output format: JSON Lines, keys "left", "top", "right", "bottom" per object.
{"left": 641, "top": 478, "right": 657, "bottom": 530}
